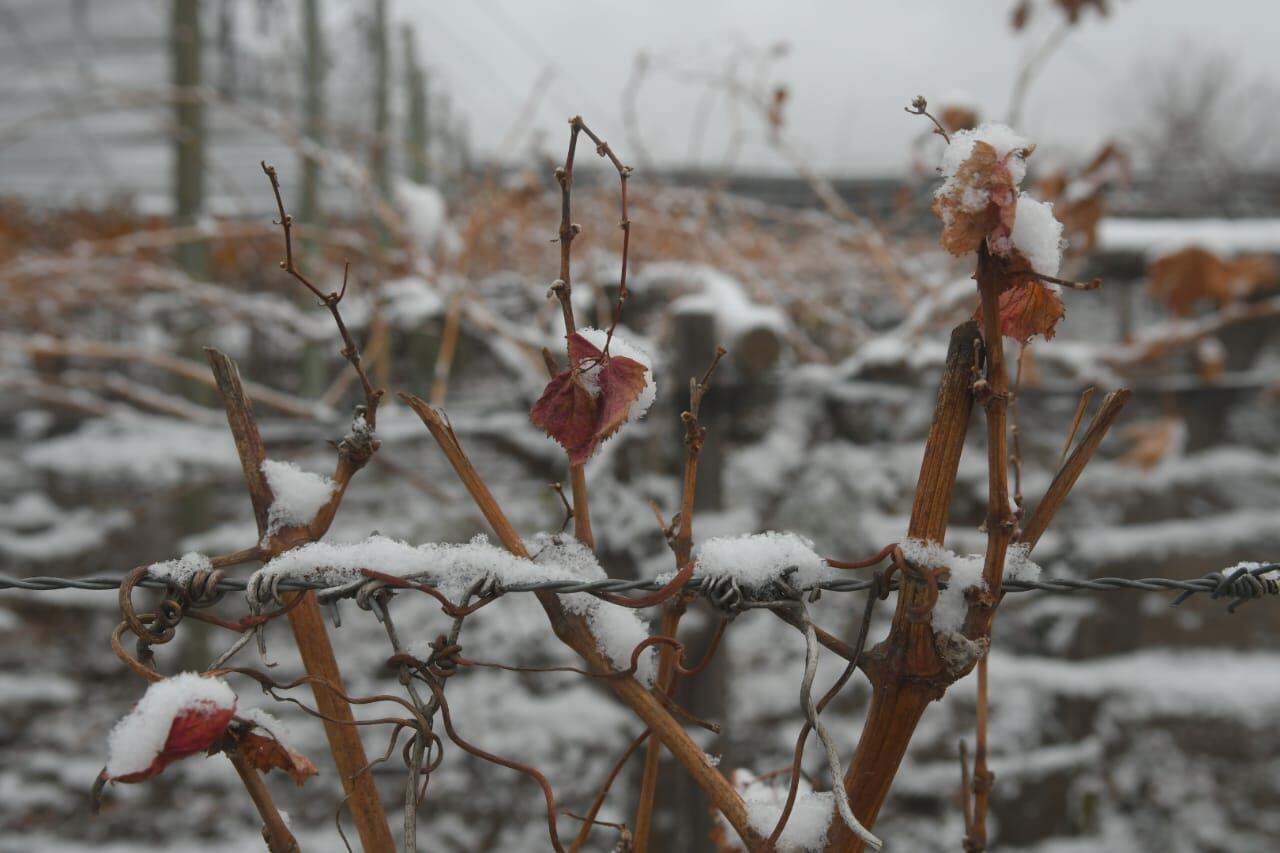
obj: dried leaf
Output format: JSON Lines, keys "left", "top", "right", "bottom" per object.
{"left": 1117, "top": 417, "right": 1185, "bottom": 469}
{"left": 594, "top": 355, "right": 648, "bottom": 444}
{"left": 932, "top": 141, "right": 1020, "bottom": 258}
{"left": 109, "top": 703, "right": 236, "bottom": 783}
{"left": 1055, "top": 0, "right": 1109, "bottom": 23}
{"left": 530, "top": 331, "right": 651, "bottom": 464}
{"left": 1011, "top": 0, "right": 1033, "bottom": 30}
{"left": 1147, "top": 247, "right": 1278, "bottom": 317}
{"left": 976, "top": 249, "right": 1067, "bottom": 346}
{"left": 530, "top": 370, "right": 600, "bottom": 464}
{"left": 939, "top": 103, "right": 979, "bottom": 133}
{"left": 238, "top": 730, "right": 318, "bottom": 786}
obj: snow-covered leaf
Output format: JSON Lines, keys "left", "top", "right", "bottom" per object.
{"left": 104, "top": 674, "right": 237, "bottom": 783}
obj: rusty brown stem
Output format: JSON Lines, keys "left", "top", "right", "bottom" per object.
{"left": 569, "top": 730, "right": 651, "bottom": 853}
{"left": 227, "top": 744, "right": 301, "bottom": 853}
{"left": 207, "top": 348, "right": 393, "bottom": 852}
{"left": 1057, "top": 386, "right": 1096, "bottom": 470}
{"left": 826, "top": 320, "right": 979, "bottom": 852}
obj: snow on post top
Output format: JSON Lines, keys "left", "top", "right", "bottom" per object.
{"left": 105, "top": 672, "right": 237, "bottom": 780}
{"left": 261, "top": 459, "right": 336, "bottom": 537}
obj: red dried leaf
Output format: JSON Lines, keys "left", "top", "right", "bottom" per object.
{"left": 110, "top": 703, "right": 236, "bottom": 783}
{"left": 594, "top": 355, "right": 648, "bottom": 444}
{"left": 238, "top": 730, "right": 318, "bottom": 786}
{"left": 990, "top": 279, "right": 1066, "bottom": 343}
{"left": 530, "top": 371, "right": 600, "bottom": 464}
{"left": 530, "top": 332, "right": 650, "bottom": 464}
{"left": 567, "top": 330, "right": 603, "bottom": 364}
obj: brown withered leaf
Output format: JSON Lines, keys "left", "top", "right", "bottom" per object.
{"left": 994, "top": 280, "right": 1066, "bottom": 343}
{"left": 1148, "top": 247, "right": 1278, "bottom": 317}
{"left": 1117, "top": 417, "right": 1184, "bottom": 470}
{"left": 1055, "top": 0, "right": 1109, "bottom": 24}
{"left": 530, "top": 370, "right": 600, "bottom": 464}
{"left": 939, "top": 103, "right": 979, "bottom": 133}
{"left": 1011, "top": 0, "right": 1033, "bottom": 30}
{"left": 238, "top": 730, "right": 318, "bottom": 786}
{"left": 974, "top": 251, "right": 1066, "bottom": 343}
{"left": 933, "top": 141, "right": 1019, "bottom": 258}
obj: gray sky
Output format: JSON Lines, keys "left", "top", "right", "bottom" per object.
{"left": 399, "top": 0, "right": 1280, "bottom": 175}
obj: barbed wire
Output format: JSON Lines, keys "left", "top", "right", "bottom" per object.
{"left": 3, "top": 564, "right": 1277, "bottom": 610}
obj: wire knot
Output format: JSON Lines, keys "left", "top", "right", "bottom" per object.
{"left": 1173, "top": 564, "right": 1280, "bottom": 612}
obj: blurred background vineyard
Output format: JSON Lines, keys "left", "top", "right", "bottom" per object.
{"left": 1, "top": 1, "right": 1279, "bottom": 851}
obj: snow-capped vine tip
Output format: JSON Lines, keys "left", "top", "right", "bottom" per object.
{"left": 926, "top": 121, "right": 1101, "bottom": 343}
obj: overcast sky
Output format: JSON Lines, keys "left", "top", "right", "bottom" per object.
{"left": 398, "top": 0, "right": 1280, "bottom": 175}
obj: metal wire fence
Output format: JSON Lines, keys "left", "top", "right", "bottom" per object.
{"left": 3, "top": 563, "right": 1277, "bottom": 610}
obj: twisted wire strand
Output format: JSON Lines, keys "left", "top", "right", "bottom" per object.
{"left": 4, "top": 564, "right": 1276, "bottom": 607}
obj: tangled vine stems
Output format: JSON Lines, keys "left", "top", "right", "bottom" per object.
{"left": 399, "top": 393, "right": 765, "bottom": 847}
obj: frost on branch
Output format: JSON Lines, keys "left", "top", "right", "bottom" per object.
{"left": 932, "top": 122, "right": 1069, "bottom": 342}
{"left": 530, "top": 328, "right": 655, "bottom": 464}
{"left": 103, "top": 673, "right": 237, "bottom": 783}
{"left": 261, "top": 459, "right": 335, "bottom": 537}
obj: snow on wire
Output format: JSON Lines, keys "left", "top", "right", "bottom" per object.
{"left": 3, "top": 563, "right": 1277, "bottom": 611}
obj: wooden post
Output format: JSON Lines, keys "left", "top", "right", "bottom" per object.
{"left": 369, "top": 0, "right": 391, "bottom": 198}
{"left": 402, "top": 25, "right": 430, "bottom": 184}
{"left": 170, "top": 0, "right": 207, "bottom": 278}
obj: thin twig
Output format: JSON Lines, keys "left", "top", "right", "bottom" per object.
{"left": 568, "top": 730, "right": 651, "bottom": 853}
{"left": 1057, "top": 386, "right": 1096, "bottom": 471}
{"left": 261, "top": 161, "right": 384, "bottom": 426}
